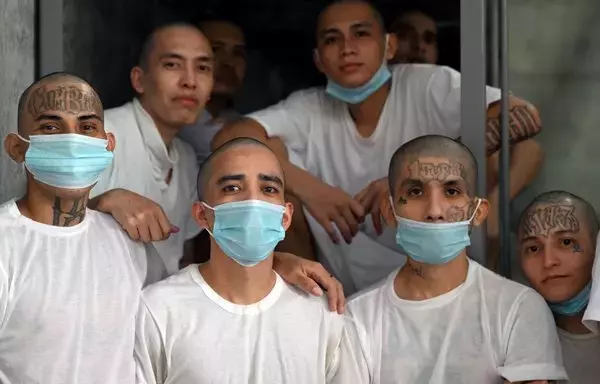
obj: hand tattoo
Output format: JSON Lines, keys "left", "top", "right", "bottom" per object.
{"left": 520, "top": 204, "right": 579, "bottom": 238}
{"left": 52, "top": 197, "right": 87, "bottom": 226}
{"left": 486, "top": 104, "right": 540, "bottom": 156}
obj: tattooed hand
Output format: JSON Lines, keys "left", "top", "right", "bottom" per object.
{"left": 354, "top": 177, "right": 390, "bottom": 235}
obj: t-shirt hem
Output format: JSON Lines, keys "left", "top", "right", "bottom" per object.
{"left": 498, "top": 363, "right": 569, "bottom": 382}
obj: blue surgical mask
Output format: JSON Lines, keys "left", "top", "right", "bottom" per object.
{"left": 392, "top": 197, "right": 482, "bottom": 265}
{"left": 549, "top": 282, "right": 592, "bottom": 316}
{"left": 324, "top": 35, "right": 392, "bottom": 104}
{"left": 203, "top": 200, "right": 286, "bottom": 267}
{"left": 18, "top": 133, "right": 113, "bottom": 189}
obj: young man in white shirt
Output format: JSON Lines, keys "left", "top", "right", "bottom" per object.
{"left": 0, "top": 72, "right": 148, "bottom": 384}
{"left": 135, "top": 138, "right": 345, "bottom": 383}
{"left": 389, "top": 9, "right": 438, "bottom": 65}
{"left": 337, "top": 134, "right": 567, "bottom": 383}
{"left": 213, "top": 0, "right": 544, "bottom": 294}
{"left": 518, "top": 191, "right": 600, "bottom": 384}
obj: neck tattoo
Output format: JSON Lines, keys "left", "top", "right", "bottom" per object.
{"left": 52, "top": 197, "right": 87, "bottom": 226}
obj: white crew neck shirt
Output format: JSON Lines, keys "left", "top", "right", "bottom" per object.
{"left": 248, "top": 64, "right": 502, "bottom": 294}
{"left": 0, "top": 199, "right": 146, "bottom": 384}
{"left": 134, "top": 265, "right": 345, "bottom": 384}
{"left": 557, "top": 328, "right": 600, "bottom": 384}
{"left": 336, "top": 260, "right": 567, "bottom": 383}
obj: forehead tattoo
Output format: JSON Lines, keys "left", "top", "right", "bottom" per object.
{"left": 407, "top": 160, "right": 467, "bottom": 181}
{"left": 27, "top": 85, "right": 102, "bottom": 118}
{"left": 521, "top": 204, "right": 580, "bottom": 238}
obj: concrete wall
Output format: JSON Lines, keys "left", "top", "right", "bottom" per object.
{"left": 508, "top": 0, "right": 600, "bottom": 281}
{"left": 0, "top": 0, "right": 34, "bottom": 203}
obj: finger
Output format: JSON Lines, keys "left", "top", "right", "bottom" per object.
{"left": 340, "top": 206, "right": 359, "bottom": 238}
{"left": 137, "top": 224, "right": 152, "bottom": 243}
{"left": 316, "top": 215, "right": 340, "bottom": 244}
{"left": 333, "top": 214, "right": 353, "bottom": 244}
{"left": 306, "top": 267, "right": 346, "bottom": 313}
{"left": 155, "top": 209, "right": 174, "bottom": 239}
{"left": 353, "top": 185, "right": 369, "bottom": 202}
{"left": 123, "top": 224, "right": 140, "bottom": 241}
{"left": 371, "top": 205, "right": 383, "bottom": 235}
{"left": 348, "top": 198, "right": 366, "bottom": 220}
{"left": 147, "top": 218, "right": 165, "bottom": 242}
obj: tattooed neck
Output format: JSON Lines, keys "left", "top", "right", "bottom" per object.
{"left": 52, "top": 196, "right": 87, "bottom": 226}
{"left": 410, "top": 265, "right": 426, "bottom": 278}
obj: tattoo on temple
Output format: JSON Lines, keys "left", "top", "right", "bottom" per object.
{"left": 486, "top": 105, "right": 540, "bottom": 155}
{"left": 52, "top": 197, "right": 87, "bottom": 226}
{"left": 446, "top": 201, "right": 474, "bottom": 222}
{"left": 27, "top": 85, "right": 102, "bottom": 117}
{"left": 521, "top": 204, "right": 580, "bottom": 238}
{"left": 573, "top": 243, "right": 582, "bottom": 253}
{"left": 408, "top": 161, "right": 467, "bottom": 182}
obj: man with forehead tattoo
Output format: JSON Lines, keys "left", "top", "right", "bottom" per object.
{"left": 0, "top": 72, "right": 149, "bottom": 383}
{"left": 333, "top": 135, "right": 566, "bottom": 383}
{"left": 518, "top": 191, "right": 600, "bottom": 384}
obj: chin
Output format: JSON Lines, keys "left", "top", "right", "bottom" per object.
{"left": 333, "top": 71, "right": 372, "bottom": 88}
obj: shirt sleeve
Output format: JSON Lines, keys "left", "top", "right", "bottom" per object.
{"left": 134, "top": 299, "right": 168, "bottom": 384}
{"left": 497, "top": 288, "right": 568, "bottom": 382}
{"left": 425, "top": 66, "right": 502, "bottom": 139}
{"left": 583, "top": 230, "right": 600, "bottom": 333}
{"left": 329, "top": 317, "right": 371, "bottom": 384}
{"left": 246, "top": 88, "right": 320, "bottom": 158}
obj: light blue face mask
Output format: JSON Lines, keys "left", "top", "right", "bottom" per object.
{"left": 392, "top": 197, "right": 482, "bottom": 265}
{"left": 324, "top": 35, "right": 392, "bottom": 104}
{"left": 203, "top": 200, "right": 286, "bottom": 267}
{"left": 18, "top": 133, "right": 114, "bottom": 189}
{"left": 548, "top": 282, "right": 592, "bottom": 316}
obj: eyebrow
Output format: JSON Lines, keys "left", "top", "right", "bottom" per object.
{"left": 159, "top": 52, "right": 214, "bottom": 62}
{"left": 259, "top": 173, "right": 284, "bottom": 188}
{"left": 217, "top": 174, "right": 244, "bottom": 185}
{"left": 34, "top": 113, "right": 103, "bottom": 122}
{"left": 520, "top": 230, "right": 578, "bottom": 243}
{"left": 319, "top": 21, "right": 373, "bottom": 38}
{"left": 399, "top": 178, "right": 423, "bottom": 189}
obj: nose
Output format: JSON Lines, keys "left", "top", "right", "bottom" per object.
{"left": 424, "top": 190, "right": 445, "bottom": 223}
{"left": 542, "top": 248, "right": 560, "bottom": 269}
{"left": 181, "top": 64, "right": 197, "bottom": 89}
{"left": 341, "top": 37, "right": 358, "bottom": 56}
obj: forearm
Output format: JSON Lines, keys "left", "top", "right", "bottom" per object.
{"left": 486, "top": 96, "right": 542, "bottom": 156}
{"left": 488, "top": 139, "right": 543, "bottom": 199}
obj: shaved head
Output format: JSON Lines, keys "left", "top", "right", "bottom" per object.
{"left": 197, "top": 138, "right": 283, "bottom": 200}
{"left": 138, "top": 21, "right": 203, "bottom": 70}
{"left": 518, "top": 191, "right": 599, "bottom": 243}
{"left": 316, "top": 0, "right": 386, "bottom": 37}
{"left": 17, "top": 72, "right": 102, "bottom": 135}
{"left": 388, "top": 135, "right": 477, "bottom": 196}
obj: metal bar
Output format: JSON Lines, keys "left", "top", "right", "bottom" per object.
{"left": 460, "top": 0, "right": 487, "bottom": 266}
{"left": 38, "top": 0, "right": 64, "bottom": 75}
{"left": 488, "top": 0, "right": 500, "bottom": 86}
{"left": 498, "top": 0, "right": 511, "bottom": 278}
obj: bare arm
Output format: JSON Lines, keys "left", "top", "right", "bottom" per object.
{"left": 486, "top": 96, "right": 542, "bottom": 156}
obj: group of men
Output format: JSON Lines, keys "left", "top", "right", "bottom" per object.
{"left": 1, "top": 0, "right": 599, "bottom": 383}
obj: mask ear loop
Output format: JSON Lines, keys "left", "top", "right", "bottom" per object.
{"left": 201, "top": 202, "right": 216, "bottom": 237}
{"left": 468, "top": 198, "right": 482, "bottom": 223}
{"left": 15, "top": 134, "right": 30, "bottom": 143}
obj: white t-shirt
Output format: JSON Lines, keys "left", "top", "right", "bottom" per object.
{"left": 134, "top": 265, "right": 344, "bottom": 384}
{"left": 248, "top": 64, "right": 502, "bottom": 294}
{"left": 91, "top": 99, "right": 201, "bottom": 275}
{"left": 0, "top": 199, "right": 146, "bottom": 384}
{"left": 557, "top": 328, "right": 600, "bottom": 384}
{"left": 337, "top": 260, "right": 567, "bottom": 384}
{"left": 583, "top": 231, "right": 600, "bottom": 333}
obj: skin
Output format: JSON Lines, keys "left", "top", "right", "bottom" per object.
{"left": 519, "top": 199, "right": 594, "bottom": 335}
{"left": 4, "top": 77, "right": 115, "bottom": 227}
{"left": 390, "top": 11, "right": 438, "bottom": 65}
{"left": 131, "top": 25, "right": 215, "bottom": 145}
{"left": 192, "top": 144, "right": 294, "bottom": 305}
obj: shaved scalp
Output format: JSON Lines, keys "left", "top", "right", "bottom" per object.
{"left": 197, "top": 137, "right": 284, "bottom": 200}
{"left": 17, "top": 72, "right": 102, "bottom": 134}
{"left": 138, "top": 21, "right": 203, "bottom": 70}
{"left": 317, "top": 0, "right": 386, "bottom": 37}
{"left": 518, "top": 191, "right": 599, "bottom": 244}
{"left": 388, "top": 135, "right": 477, "bottom": 196}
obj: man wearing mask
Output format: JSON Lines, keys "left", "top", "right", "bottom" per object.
{"left": 178, "top": 18, "right": 246, "bottom": 165}
{"left": 135, "top": 138, "right": 346, "bottom": 383}
{"left": 91, "top": 21, "right": 346, "bottom": 304}
{"left": 389, "top": 10, "right": 438, "bottom": 65}
{"left": 213, "top": 0, "right": 543, "bottom": 294}
{"left": 0, "top": 73, "right": 148, "bottom": 383}
{"left": 336, "top": 135, "right": 566, "bottom": 383}
{"left": 518, "top": 191, "right": 600, "bottom": 384}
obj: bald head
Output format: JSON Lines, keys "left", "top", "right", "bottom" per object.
{"left": 17, "top": 72, "right": 102, "bottom": 135}
{"left": 316, "top": 0, "right": 386, "bottom": 38}
{"left": 197, "top": 138, "right": 284, "bottom": 200}
{"left": 388, "top": 135, "right": 477, "bottom": 196}
{"left": 139, "top": 22, "right": 205, "bottom": 70}
{"left": 518, "top": 191, "right": 599, "bottom": 244}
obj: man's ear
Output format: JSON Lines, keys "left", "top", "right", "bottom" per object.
{"left": 282, "top": 201, "right": 295, "bottom": 231}
{"left": 380, "top": 194, "right": 398, "bottom": 228}
{"left": 106, "top": 132, "right": 116, "bottom": 152}
{"left": 385, "top": 33, "right": 398, "bottom": 61}
{"left": 130, "top": 66, "right": 145, "bottom": 95}
{"left": 471, "top": 198, "right": 490, "bottom": 227}
{"left": 4, "top": 133, "right": 27, "bottom": 163}
{"left": 313, "top": 49, "right": 325, "bottom": 74}
{"left": 192, "top": 201, "right": 213, "bottom": 231}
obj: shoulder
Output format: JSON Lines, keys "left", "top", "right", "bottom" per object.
{"left": 391, "top": 64, "right": 460, "bottom": 91}
{"left": 104, "top": 102, "right": 136, "bottom": 134}
{"left": 0, "top": 199, "right": 21, "bottom": 228}
{"left": 141, "top": 266, "right": 197, "bottom": 309}
{"left": 347, "top": 271, "right": 395, "bottom": 323}
{"left": 87, "top": 210, "right": 146, "bottom": 255}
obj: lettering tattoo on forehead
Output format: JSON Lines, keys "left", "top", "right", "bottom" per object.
{"left": 27, "top": 85, "right": 102, "bottom": 117}
{"left": 521, "top": 204, "right": 580, "bottom": 238}
{"left": 407, "top": 160, "right": 466, "bottom": 182}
